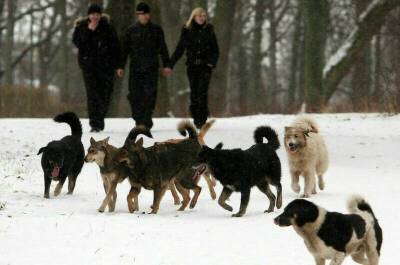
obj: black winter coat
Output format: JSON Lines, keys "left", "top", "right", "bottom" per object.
{"left": 72, "top": 15, "right": 120, "bottom": 72}
{"left": 169, "top": 22, "right": 219, "bottom": 69}
{"left": 119, "top": 22, "right": 170, "bottom": 71}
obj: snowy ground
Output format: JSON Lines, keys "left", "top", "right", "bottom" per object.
{"left": 0, "top": 114, "right": 399, "bottom": 265}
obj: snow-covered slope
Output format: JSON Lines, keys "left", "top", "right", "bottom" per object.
{"left": 0, "top": 114, "right": 399, "bottom": 264}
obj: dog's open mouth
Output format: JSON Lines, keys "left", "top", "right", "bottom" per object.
{"left": 192, "top": 164, "right": 207, "bottom": 181}
{"left": 288, "top": 145, "right": 298, "bottom": 153}
{"left": 51, "top": 166, "right": 60, "bottom": 178}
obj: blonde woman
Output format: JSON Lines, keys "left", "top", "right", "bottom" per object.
{"left": 166, "top": 8, "right": 219, "bottom": 129}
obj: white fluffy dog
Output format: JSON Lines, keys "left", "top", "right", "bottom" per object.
{"left": 284, "top": 115, "right": 329, "bottom": 197}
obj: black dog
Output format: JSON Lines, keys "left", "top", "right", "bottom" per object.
{"left": 274, "top": 197, "right": 382, "bottom": 265}
{"left": 194, "top": 126, "right": 282, "bottom": 217}
{"left": 38, "top": 112, "right": 84, "bottom": 198}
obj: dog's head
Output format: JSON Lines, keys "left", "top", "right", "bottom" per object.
{"left": 284, "top": 127, "right": 315, "bottom": 153}
{"left": 38, "top": 144, "right": 65, "bottom": 179}
{"left": 115, "top": 137, "right": 145, "bottom": 168}
{"left": 274, "top": 199, "right": 319, "bottom": 227}
{"left": 84, "top": 137, "right": 109, "bottom": 164}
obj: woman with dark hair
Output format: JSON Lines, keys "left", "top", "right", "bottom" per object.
{"left": 166, "top": 7, "right": 219, "bottom": 129}
{"left": 72, "top": 4, "right": 120, "bottom": 132}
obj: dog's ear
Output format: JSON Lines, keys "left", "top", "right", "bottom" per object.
{"left": 37, "top": 146, "right": 47, "bottom": 155}
{"left": 303, "top": 130, "right": 310, "bottom": 137}
{"left": 90, "top": 137, "right": 96, "bottom": 146}
{"left": 135, "top": 137, "right": 144, "bottom": 148}
{"left": 284, "top": 126, "right": 291, "bottom": 133}
{"left": 102, "top": 137, "right": 110, "bottom": 146}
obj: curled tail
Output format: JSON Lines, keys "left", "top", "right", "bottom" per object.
{"left": 125, "top": 126, "right": 153, "bottom": 146}
{"left": 198, "top": 119, "right": 215, "bottom": 144}
{"left": 214, "top": 142, "right": 223, "bottom": 150}
{"left": 254, "top": 126, "right": 280, "bottom": 150}
{"left": 54, "top": 112, "right": 82, "bottom": 138}
{"left": 347, "top": 195, "right": 383, "bottom": 255}
{"left": 178, "top": 120, "right": 197, "bottom": 139}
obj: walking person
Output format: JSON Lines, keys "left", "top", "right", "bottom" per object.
{"left": 72, "top": 4, "right": 121, "bottom": 132}
{"left": 165, "top": 7, "right": 219, "bottom": 129}
{"left": 117, "top": 2, "right": 171, "bottom": 130}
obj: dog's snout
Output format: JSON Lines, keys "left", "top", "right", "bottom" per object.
{"left": 274, "top": 217, "right": 279, "bottom": 225}
{"left": 288, "top": 142, "right": 294, "bottom": 147}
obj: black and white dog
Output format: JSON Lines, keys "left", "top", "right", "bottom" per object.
{"left": 38, "top": 112, "right": 84, "bottom": 198}
{"left": 274, "top": 196, "right": 382, "bottom": 265}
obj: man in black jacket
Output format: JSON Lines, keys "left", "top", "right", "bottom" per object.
{"left": 117, "top": 2, "right": 170, "bottom": 129}
{"left": 72, "top": 4, "right": 120, "bottom": 132}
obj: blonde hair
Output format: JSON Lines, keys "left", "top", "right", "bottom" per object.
{"left": 185, "top": 7, "right": 207, "bottom": 28}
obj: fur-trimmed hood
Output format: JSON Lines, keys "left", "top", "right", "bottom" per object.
{"left": 74, "top": 14, "right": 110, "bottom": 28}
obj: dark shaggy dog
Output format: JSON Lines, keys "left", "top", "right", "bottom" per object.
{"left": 193, "top": 126, "right": 282, "bottom": 217}
{"left": 37, "top": 112, "right": 84, "bottom": 198}
{"left": 114, "top": 121, "right": 203, "bottom": 213}
{"left": 274, "top": 197, "right": 382, "bottom": 265}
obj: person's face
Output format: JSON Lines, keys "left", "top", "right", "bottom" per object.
{"left": 137, "top": 13, "right": 151, "bottom": 24}
{"left": 194, "top": 12, "right": 207, "bottom": 25}
{"left": 88, "top": 13, "right": 101, "bottom": 24}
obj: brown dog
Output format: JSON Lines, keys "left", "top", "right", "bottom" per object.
{"left": 155, "top": 119, "right": 217, "bottom": 200}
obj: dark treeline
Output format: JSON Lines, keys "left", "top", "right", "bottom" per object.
{"left": 0, "top": 0, "right": 400, "bottom": 117}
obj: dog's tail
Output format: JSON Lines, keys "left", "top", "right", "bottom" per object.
{"left": 254, "top": 126, "right": 280, "bottom": 150}
{"left": 54, "top": 112, "right": 82, "bottom": 138}
{"left": 198, "top": 119, "right": 215, "bottom": 144}
{"left": 125, "top": 125, "right": 153, "bottom": 145}
{"left": 293, "top": 115, "right": 319, "bottom": 133}
{"left": 347, "top": 195, "right": 383, "bottom": 255}
{"left": 178, "top": 120, "right": 197, "bottom": 139}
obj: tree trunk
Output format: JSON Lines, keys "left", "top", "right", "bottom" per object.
{"left": 267, "top": 0, "right": 278, "bottom": 112}
{"left": 250, "top": 0, "right": 266, "bottom": 113}
{"left": 192, "top": 0, "right": 207, "bottom": 10}
{"left": 59, "top": 0, "right": 70, "bottom": 105}
{"left": 3, "top": 0, "right": 17, "bottom": 86}
{"left": 323, "top": 0, "right": 400, "bottom": 105}
{"left": 303, "top": 0, "right": 329, "bottom": 112}
{"left": 210, "top": 0, "right": 236, "bottom": 116}
{"left": 372, "top": 30, "right": 381, "bottom": 103}
{"left": 351, "top": 0, "right": 372, "bottom": 111}
{"left": 287, "top": 4, "right": 302, "bottom": 113}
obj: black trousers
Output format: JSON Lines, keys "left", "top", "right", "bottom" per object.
{"left": 187, "top": 65, "right": 212, "bottom": 127}
{"left": 128, "top": 67, "right": 158, "bottom": 128}
{"left": 82, "top": 69, "right": 114, "bottom": 130}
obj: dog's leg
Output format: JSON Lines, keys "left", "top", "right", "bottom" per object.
{"left": 189, "top": 186, "right": 202, "bottom": 209}
{"left": 67, "top": 175, "right": 77, "bottom": 195}
{"left": 290, "top": 170, "right": 301, "bottom": 193}
{"left": 351, "top": 250, "right": 369, "bottom": 265}
{"left": 98, "top": 180, "right": 118, "bottom": 213}
{"left": 169, "top": 181, "right": 181, "bottom": 205}
{"left": 203, "top": 172, "right": 217, "bottom": 200}
{"left": 302, "top": 170, "right": 315, "bottom": 198}
{"left": 127, "top": 185, "right": 141, "bottom": 213}
{"left": 314, "top": 257, "right": 325, "bottom": 265}
{"left": 109, "top": 190, "right": 117, "bottom": 212}
{"left": 218, "top": 187, "right": 233, "bottom": 212}
{"left": 149, "top": 185, "right": 168, "bottom": 214}
{"left": 318, "top": 175, "right": 325, "bottom": 191}
{"left": 366, "top": 233, "right": 380, "bottom": 265}
{"left": 44, "top": 175, "right": 51, "bottom": 199}
{"left": 329, "top": 253, "right": 345, "bottom": 265}
{"left": 232, "top": 189, "right": 250, "bottom": 217}
{"left": 275, "top": 183, "right": 283, "bottom": 209}
{"left": 257, "top": 183, "right": 276, "bottom": 213}
{"left": 54, "top": 177, "right": 66, "bottom": 197}
{"left": 175, "top": 183, "right": 190, "bottom": 211}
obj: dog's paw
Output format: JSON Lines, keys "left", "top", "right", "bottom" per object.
{"left": 210, "top": 192, "right": 217, "bottom": 200}
{"left": 97, "top": 207, "right": 105, "bottom": 213}
{"left": 264, "top": 208, "right": 274, "bottom": 213}
{"left": 301, "top": 193, "right": 310, "bottom": 198}
{"left": 44, "top": 194, "right": 50, "bottom": 199}
{"left": 291, "top": 184, "right": 301, "bottom": 193}
{"left": 231, "top": 213, "right": 244, "bottom": 217}
{"left": 318, "top": 181, "right": 325, "bottom": 191}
